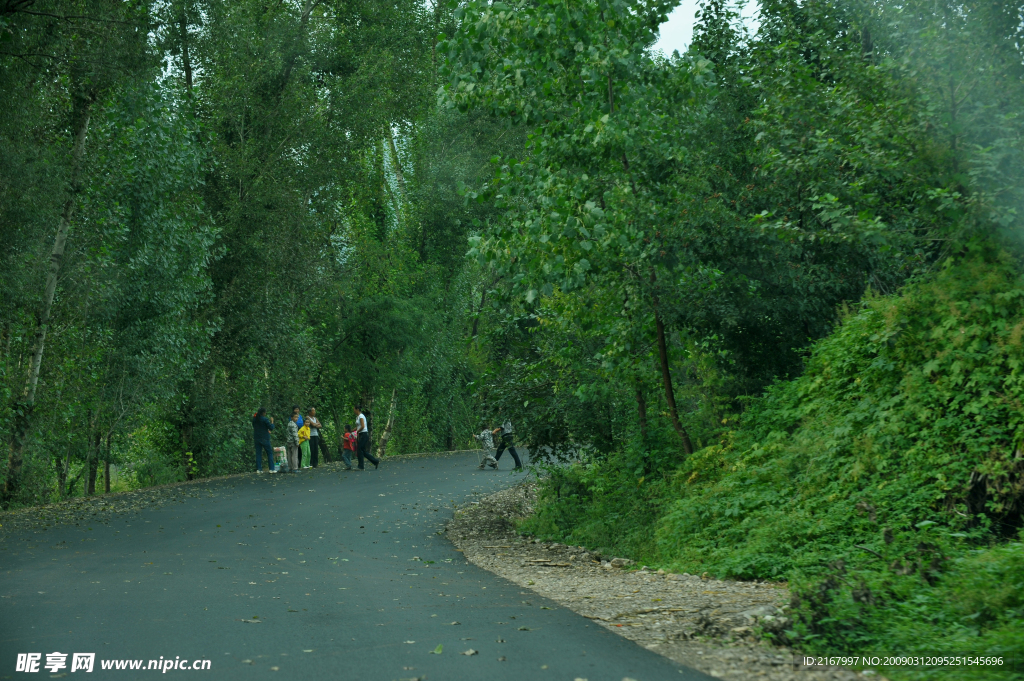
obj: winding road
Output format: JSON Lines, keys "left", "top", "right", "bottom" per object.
{"left": 0, "top": 452, "right": 709, "bottom": 680}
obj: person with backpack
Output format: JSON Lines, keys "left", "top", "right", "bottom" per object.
{"left": 492, "top": 416, "right": 523, "bottom": 470}
{"left": 353, "top": 404, "right": 379, "bottom": 470}
{"left": 252, "top": 408, "right": 276, "bottom": 473}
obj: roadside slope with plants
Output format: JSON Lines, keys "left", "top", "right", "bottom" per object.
{"left": 521, "top": 253, "right": 1024, "bottom": 678}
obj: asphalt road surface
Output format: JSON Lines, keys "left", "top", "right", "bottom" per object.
{"left": 0, "top": 452, "right": 710, "bottom": 681}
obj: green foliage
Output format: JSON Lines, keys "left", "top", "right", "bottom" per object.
{"left": 656, "top": 255, "right": 1024, "bottom": 578}
{"left": 522, "top": 254, "right": 1024, "bottom": 675}
{"left": 519, "top": 459, "right": 668, "bottom": 560}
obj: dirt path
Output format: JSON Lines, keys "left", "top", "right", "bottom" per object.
{"left": 446, "top": 482, "right": 885, "bottom": 681}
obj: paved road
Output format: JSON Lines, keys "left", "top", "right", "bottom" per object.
{"left": 0, "top": 452, "right": 709, "bottom": 681}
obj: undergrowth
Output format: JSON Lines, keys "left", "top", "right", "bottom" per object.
{"left": 520, "top": 253, "right": 1024, "bottom": 680}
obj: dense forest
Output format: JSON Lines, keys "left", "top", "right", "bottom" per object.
{"left": 2, "top": 0, "right": 1023, "bottom": 674}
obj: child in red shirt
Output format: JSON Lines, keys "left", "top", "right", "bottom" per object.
{"left": 341, "top": 424, "right": 356, "bottom": 470}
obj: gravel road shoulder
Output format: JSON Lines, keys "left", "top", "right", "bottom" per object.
{"left": 446, "top": 481, "right": 887, "bottom": 681}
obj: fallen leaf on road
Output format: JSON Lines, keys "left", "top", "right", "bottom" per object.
{"left": 461, "top": 649, "right": 478, "bottom": 656}
{"left": 429, "top": 644, "right": 442, "bottom": 655}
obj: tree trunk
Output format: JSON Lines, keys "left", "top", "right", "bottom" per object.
{"left": 634, "top": 377, "right": 648, "bottom": 441}
{"left": 87, "top": 432, "right": 100, "bottom": 495}
{"left": 181, "top": 424, "right": 194, "bottom": 480}
{"left": 59, "top": 445, "right": 72, "bottom": 498}
{"left": 385, "top": 125, "right": 407, "bottom": 202}
{"left": 25, "top": 102, "right": 91, "bottom": 405}
{"left": 470, "top": 287, "right": 486, "bottom": 339}
{"left": 103, "top": 432, "right": 112, "bottom": 493}
{"left": 3, "top": 98, "right": 92, "bottom": 507}
{"left": 55, "top": 450, "right": 67, "bottom": 498}
{"left": 179, "top": 8, "right": 193, "bottom": 94}
{"left": 376, "top": 388, "right": 397, "bottom": 458}
{"left": 655, "top": 311, "right": 694, "bottom": 456}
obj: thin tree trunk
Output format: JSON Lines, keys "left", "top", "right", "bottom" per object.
{"left": 3, "top": 99, "right": 92, "bottom": 506}
{"left": 87, "top": 432, "right": 100, "bottom": 495}
{"left": 376, "top": 388, "right": 398, "bottom": 458}
{"left": 182, "top": 424, "right": 194, "bottom": 480}
{"left": 67, "top": 469, "right": 84, "bottom": 498}
{"left": 635, "top": 377, "right": 648, "bottom": 441}
{"left": 54, "top": 449, "right": 66, "bottom": 498}
{"left": 59, "top": 445, "right": 72, "bottom": 498}
{"left": 25, "top": 102, "right": 91, "bottom": 405}
{"left": 470, "top": 288, "right": 487, "bottom": 338}
{"left": 179, "top": 8, "right": 193, "bottom": 94}
{"left": 104, "top": 432, "right": 112, "bottom": 493}
{"left": 430, "top": 0, "right": 440, "bottom": 79}
{"left": 385, "top": 125, "right": 407, "bottom": 202}
{"left": 655, "top": 311, "right": 694, "bottom": 456}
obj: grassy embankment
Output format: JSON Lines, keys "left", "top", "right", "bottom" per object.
{"left": 520, "top": 254, "right": 1024, "bottom": 680}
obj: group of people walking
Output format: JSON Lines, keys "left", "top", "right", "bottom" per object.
{"left": 253, "top": 404, "right": 522, "bottom": 473}
{"left": 252, "top": 404, "right": 378, "bottom": 473}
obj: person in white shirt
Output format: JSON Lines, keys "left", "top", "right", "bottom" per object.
{"left": 353, "top": 405, "right": 379, "bottom": 470}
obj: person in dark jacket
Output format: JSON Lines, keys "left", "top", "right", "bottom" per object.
{"left": 252, "top": 407, "right": 276, "bottom": 473}
{"left": 492, "top": 417, "right": 523, "bottom": 470}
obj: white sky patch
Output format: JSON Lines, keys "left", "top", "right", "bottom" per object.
{"left": 653, "top": 0, "right": 761, "bottom": 56}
